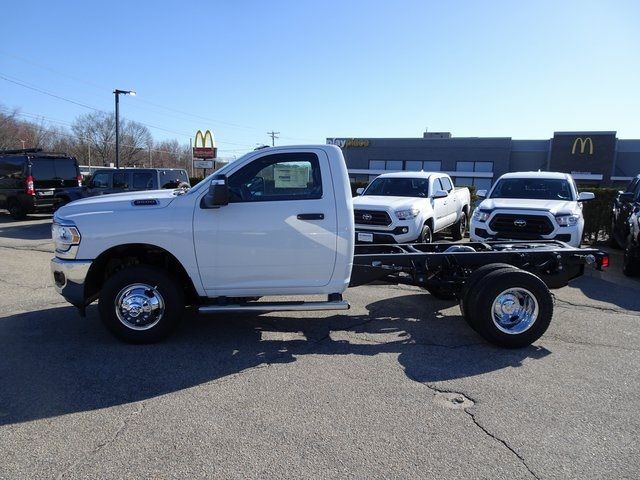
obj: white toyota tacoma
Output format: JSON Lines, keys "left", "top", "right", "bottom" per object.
{"left": 49, "top": 146, "right": 606, "bottom": 348}
{"left": 470, "top": 171, "right": 595, "bottom": 248}
{"left": 352, "top": 172, "right": 470, "bottom": 243}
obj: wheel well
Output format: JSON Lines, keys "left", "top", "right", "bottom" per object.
{"left": 424, "top": 217, "right": 434, "bottom": 230}
{"left": 84, "top": 244, "right": 199, "bottom": 305}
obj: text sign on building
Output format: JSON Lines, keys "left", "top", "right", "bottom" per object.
{"left": 549, "top": 132, "right": 616, "bottom": 182}
{"left": 326, "top": 138, "right": 370, "bottom": 148}
{"left": 193, "top": 130, "right": 217, "bottom": 159}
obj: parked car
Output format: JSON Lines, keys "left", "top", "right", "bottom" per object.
{"left": 352, "top": 172, "right": 470, "bottom": 243}
{"left": 470, "top": 172, "right": 594, "bottom": 248}
{"left": 0, "top": 148, "right": 82, "bottom": 220}
{"left": 610, "top": 174, "right": 640, "bottom": 248}
{"left": 50, "top": 145, "right": 607, "bottom": 348}
{"left": 85, "top": 168, "right": 190, "bottom": 196}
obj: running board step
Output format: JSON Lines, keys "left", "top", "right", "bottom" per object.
{"left": 198, "top": 300, "right": 350, "bottom": 314}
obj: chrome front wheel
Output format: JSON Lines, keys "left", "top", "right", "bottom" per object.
{"left": 99, "top": 265, "right": 184, "bottom": 343}
{"left": 115, "top": 283, "right": 165, "bottom": 330}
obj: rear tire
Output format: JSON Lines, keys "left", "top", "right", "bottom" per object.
{"left": 623, "top": 239, "right": 640, "bottom": 276}
{"left": 460, "top": 263, "right": 519, "bottom": 321}
{"left": 451, "top": 211, "right": 468, "bottom": 241}
{"left": 99, "top": 265, "right": 185, "bottom": 343}
{"left": 467, "top": 269, "right": 553, "bottom": 348}
{"left": 8, "top": 199, "right": 27, "bottom": 220}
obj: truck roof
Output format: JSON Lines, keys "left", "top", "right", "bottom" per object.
{"left": 498, "top": 171, "right": 572, "bottom": 180}
{"left": 375, "top": 171, "right": 442, "bottom": 179}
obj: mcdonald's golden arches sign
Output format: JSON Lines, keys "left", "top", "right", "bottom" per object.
{"left": 571, "top": 137, "right": 594, "bottom": 155}
{"left": 193, "top": 130, "right": 217, "bottom": 159}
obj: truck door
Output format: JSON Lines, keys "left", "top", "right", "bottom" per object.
{"left": 439, "top": 176, "right": 458, "bottom": 226}
{"left": 193, "top": 150, "right": 338, "bottom": 295}
{"left": 432, "top": 177, "right": 450, "bottom": 231}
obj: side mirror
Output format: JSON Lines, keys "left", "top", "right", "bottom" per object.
{"left": 476, "top": 189, "right": 487, "bottom": 198}
{"left": 356, "top": 187, "right": 365, "bottom": 195}
{"left": 618, "top": 192, "right": 634, "bottom": 203}
{"left": 433, "top": 189, "right": 448, "bottom": 199}
{"left": 202, "top": 175, "right": 229, "bottom": 209}
{"left": 577, "top": 192, "right": 595, "bottom": 202}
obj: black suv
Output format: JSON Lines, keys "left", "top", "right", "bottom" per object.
{"left": 0, "top": 149, "right": 83, "bottom": 220}
{"left": 610, "top": 175, "right": 640, "bottom": 248}
{"left": 85, "top": 168, "right": 190, "bottom": 196}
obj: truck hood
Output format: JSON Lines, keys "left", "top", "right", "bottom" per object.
{"left": 352, "top": 195, "right": 425, "bottom": 210}
{"left": 56, "top": 189, "right": 180, "bottom": 220}
{"left": 479, "top": 198, "right": 579, "bottom": 214}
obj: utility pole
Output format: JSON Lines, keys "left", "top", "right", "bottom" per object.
{"left": 267, "top": 131, "right": 280, "bottom": 147}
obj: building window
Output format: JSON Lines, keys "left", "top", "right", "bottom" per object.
{"left": 369, "top": 160, "right": 385, "bottom": 170}
{"left": 454, "top": 177, "right": 473, "bottom": 187}
{"left": 405, "top": 160, "right": 442, "bottom": 172}
{"left": 368, "top": 160, "right": 403, "bottom": 171}
{"left": 456, "top": 161, "right": 493, "bottom": 173}
{"left": 386, "top": 160, "right": 402, "bottom": 171}
{"left": 475, "top": 162, "right": 493, "bottom": 172}
{"left": 474, "top": 178, "right": 492, "bottom": 191}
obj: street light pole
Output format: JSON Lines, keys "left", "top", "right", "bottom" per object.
{"left": 113, "top": 89, "right": 136, "bottom": 169}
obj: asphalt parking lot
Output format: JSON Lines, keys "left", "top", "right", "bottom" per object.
{"left": 0, "top": 213, "right": 639, "bottom": 479}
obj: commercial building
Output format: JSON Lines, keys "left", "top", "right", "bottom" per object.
{"left": 327, "top": 130, "right": 640, "bottom": 188}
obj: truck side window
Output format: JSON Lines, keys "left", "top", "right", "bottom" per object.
{"left": 91, "top": 172, "right": 110, "bottom": 188}
{"left": 440, "top": 176, "right": 453, "bottom": 192}
{"left": 113, "top": 172, "right": 128, "bottom": 189}
{"left": 132, "top": 172, "right": 154, "bottom": 190}
{"left": 228, "top": 153, "right": 322, "bottom": 202}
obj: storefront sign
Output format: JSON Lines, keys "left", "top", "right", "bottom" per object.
{"left": 327, "top": 138, "right": 370, "bottom": 148}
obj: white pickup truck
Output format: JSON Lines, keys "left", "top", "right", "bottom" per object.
{"left": 50, "top": 145, "right": 607, "bottom": 348}
{"left": 352, "top": 172, "right": 470, "bottom": 244}
{"left": 469, "top": 172, "right": 595, "bottom": 248}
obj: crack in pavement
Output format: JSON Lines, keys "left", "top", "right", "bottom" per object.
{"left": 554, "top": 297, "right": 640, "bottom": 316}
{"left": 0, "top": 244, "right": 53, "bottom": 254}
{"left": 400, "top": 366, "right": 541, "bottom": 480}
{"left": 56, "top": 402, "right": 146, "bottom": 479}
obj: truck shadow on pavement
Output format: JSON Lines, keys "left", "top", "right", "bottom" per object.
{"left": 0, "top": 213, "right": 52, "bottom": 240}
{"left": 0, "top": 294, "right": 550, "bottom": 426}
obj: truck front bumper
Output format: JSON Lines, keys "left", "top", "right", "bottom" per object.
{"left": 50, "top": 257, "right": 92, "bottom": 307}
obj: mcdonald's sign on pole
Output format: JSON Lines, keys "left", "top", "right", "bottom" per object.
{"left": 193, "top": 130, "right": 217, "bottom": 159}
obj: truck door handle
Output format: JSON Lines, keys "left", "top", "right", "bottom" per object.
{"left": 297, "top": 213, "right": 325, "bottom": 220}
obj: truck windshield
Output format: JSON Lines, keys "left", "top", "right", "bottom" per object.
{"left": 364, "top": 177, "right": 429, "bottom": 197}
{"left": 490, "top": 178, "right": 574, "bottom": 201}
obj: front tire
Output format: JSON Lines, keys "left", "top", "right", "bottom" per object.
{"left": 451, "top": 210, "right": 468, "bottom": 241}
{"left": 467, "top": 269, "right": 553, "bottom": 348}
{"left": 419, "top": 224, "right": 433, "bottom": 244}
{"left": 99, "top": 265, "right": 185, "bottom": 343}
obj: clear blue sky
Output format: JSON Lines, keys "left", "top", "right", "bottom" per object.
{"left": 1, "top": 0, "right": 638, "bottom": 155}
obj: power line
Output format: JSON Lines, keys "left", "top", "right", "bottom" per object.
{"left": 0, "top": 51, "right": 319, "bottom": 143}
{"left": 0, "top": 73, "right": 255, "bottom": 148}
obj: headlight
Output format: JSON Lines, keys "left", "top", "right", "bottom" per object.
{"left": 472, "top": 209, "right": 491, "bottom": 222}
{"left": 555, "top": 214, "right": 580, "bottom": 227}
{"left": 395, "top": 208, "right": 420, "bottom": 220}
{"left": 52, "top": 223, "right": 81, "bottom": 253}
